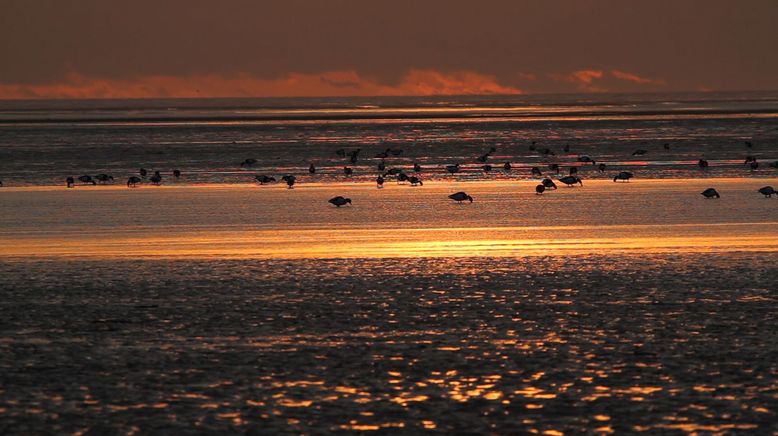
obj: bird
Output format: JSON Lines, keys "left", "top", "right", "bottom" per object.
{"left": 531, "top": 167, "right": 542, "bottom": 177}
{"left": 95, "top": 174, "right": 114, "bottom": 183}
{"left": 78, "top": 175, "right": 96, "bottom": 185}
{"left": 663, "top": 143, "right": 671, "bottom": 151}
{"left": 598, "top": 163, "right": 607, "bottom": 172}
{"left": 389, "top": 148, "right": 403, "bottom": 157}
{"left": 348, "top": 149, "right": 361, "bottom": 164}
{"left": 542, "top": 178, "right": 558, "bottom": 189}
{"left": 376, "top": 175, "right": 385, "bottom": 188}
{"left": 139, "top": 168, "right": 147, "bottom": 177}
{"left": 535, "top": 184, "right": 545, "bottom": 195}
{"left": 448, "top": 192, "right": 473, "bottom": 203}
{"left": 569, "top": 167, "right": 578, "bottom": 175}
{"left": 127, "top": 176, "right": 141, "bottom": 188}
{"left": 282, "top": 175, "right": 296, "bottom": 188}
{"left": 559, "top": 175, "right": 583, "bottom": 187}
{"left": 66, "top": 177, "right": 75, "bottom": 188}
{"left": 343, "top": 167, "right": 353, "bottom": 176}
{"left": 613, "top": 171, "right": 634, "bottom": 182}
{"left": 0, "top": 180, "right": 2, "bottom": 187}
{"left": 758, "top": 186, "right": 776, "bottom": 198}
{"left": 744, "top": 156, "right": 757, "bottom": 164}
{"left": 632, "top": 149, "right": 647, "bottom": 156}
{"left": 445, "top": 164, "right": 461, "bottom": 174}
{"left": 309, "top": 164, "right": 316, "bottom": 174}
{"left": 477, "top": 153, "right": 491, "bottom": 163}
{"left": 549, "top": 163, "right": 560, "bottom": 174}
{"left": 377, "top": 160, "right": 386, "bottom": 171}
{"left": 397, "top": 173, "right": 410, "bottom": 183}
{"left": 173, "top": 169, "right": 181, "bottom": 178}
{"left": 503, "top": 162, "right": 512, "bottom": 171}
{"left": 750, "top": 161, "right": 759, "bottom": 170}
{"left": 578, "top": 155, "right": 596, "bottom": 165}
{"left": 255, "top": 175, "right": 276, "bottom": 184}
{"left": 483, "top": 164, "right": 492, "bottom": 172}
{"left": 701, "top": 188, "right": 720, "bottom": 198}
{"left": 698, "top": 159, "right": 709, "bottom": 168}
{"left": 529, "top": 141, "right": 537, "bottom": 151}
{"left": 328, "top": 196, "right": 352, "bottom": 207}
{"left": 409, "top": 176, "right": 423, "bottom": 186}
{"left": 413, "top": 163, "right": 422, "bottom": 172}
{"left": 149, "top": 171, "right": 162, "bottom": 185}
{"left": 240, "top": 158, "right": 258, "bottom": 167}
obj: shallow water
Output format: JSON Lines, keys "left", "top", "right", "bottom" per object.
{"left": 1, "top": 179, "right": 776, "bottom": 259}
{"left": 1, "top": 93, "right": 778, "bottom": 186}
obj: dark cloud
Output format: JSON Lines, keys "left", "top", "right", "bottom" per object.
{"left": 1, "top": 0, "right": 777, "bottom": 96}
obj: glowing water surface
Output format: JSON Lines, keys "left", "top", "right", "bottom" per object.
{"left": 1, "top": 178, "right": 776, "bottom": 259}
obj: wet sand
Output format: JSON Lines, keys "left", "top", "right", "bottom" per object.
{"left": 1, "top": 255, "right": 777, "bottom": 433}
{"left": 1, "top": 179, "right": 777, "bottom": 433}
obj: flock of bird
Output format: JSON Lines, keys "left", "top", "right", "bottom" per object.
{"left": 3, "top": 141, "right": 776, "bottom": 206}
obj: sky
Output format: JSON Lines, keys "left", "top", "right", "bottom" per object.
{"left": 1, "top": 0, "right": 777, "bottom": 99}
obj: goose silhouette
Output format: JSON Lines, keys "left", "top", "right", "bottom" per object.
{"left": 409, "top": 176, "right": 423, "bottom": 186}
{"left": 78, "top": 175, "right": 96, "bottom": 185}
{"left": 559, "top": 175, "right": 583, "bottom": 187}
{"left": 240, "top": 158, "right": 258, "bottom": 167}
{"left": 329, "top": 196, "right": 352, "bottom": 207}
{"left": 698, "top": 159, "right": 709, "bottom": 168}
{"left": 95, "top": 174, "right": 113, "bottom": 183}
{"left": 531, "top": 167, "right": 542, "bottom": 177}
{"left": 535, "top": 184, "right": 545, "bottom": 195}
{"left": 598, "top": 163, "right": 607, "bottom": 172}
{"left": 255, "top": 175, "right": 276, "bottom": 184}
{"left": 376, "top": 175, "right": 385, "bottom": 188}
{"left": 613, "top": 171, "right": 634, "bottom": 182}
{"left": 449, "top": 192, "right": 473, "bottom": 203}
{"left": 503, "top": 162, "right": 512, "bottom": 171}
{"left": 758, "top": 186, "right": 776, "bottom": 198}
{"left": 66, "top": 177, "right": 75, "bottom": 188}
{"left": 578, "top": 155, "right": 596, "bottom": 165}
{"left": 701, "top": 188, "right": 720, "bottom": 198}
{"left": 173, "top": 169, "right": 181, "bottom": 178}
{"left": 127, "top": 176, "right": 141, "bottom": 188}
{"left": 632, "top": 149, "right": 647, "bottom": 156}
{"left": 282, "top": 175, "right": 296, "bottom": 188}
{"left": 139, "top": 168, "right": 147, "bottom": 177}
{"left": 542, "top": 178, "right": 558, "bottom": 189}
{"left": 483, "top": 164, "right": 492, "bottom": 172}
{"left": 414, "top": 163, "right": 422, "bottom": 172}
{"left": 309, "top": 164, "right": 316, "bottom": 174}
{"left": 343, "top": 167, "right": 353, "bottom": 176}
{"left": 149, "top": 171, "right": 162, "bottom": 185}
{"left": 445, "top": 164, "right": 461, "bottom": 174}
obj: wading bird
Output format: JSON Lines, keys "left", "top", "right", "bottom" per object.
{"left": 282, "top": 175, "right": 296, "bottom": 188}
{"left": 698, "top": 159, "right": 709, "bottom": 168}
{"left": 66, "top": 177, "right": 75, "bottom": 188}
{"left": 240, "top": 158, "right": 257, "bottom": 167}
{"left": 95, "top": 174, "right": 113, "bottom": 183}
{"left": 255, "top": 175, "right": 276, "bottom": 184}
{"left": 701, "top": 188, "right": 720, "bottom": 198}
{"left": 758, "top": 186, "right": 776, "bottom": 197}
{"left": 78, "top": 175, "right": 96, "bottom": 185}
{"left": 542, "top": 178, "right": 558, "bottom": 189}
{"left": 328, "top": 196, "right": 352, "bottom": 207}
{"left": 613, "top": 171, "right": 634, "bottom": 182}
{"left": 149, "top": 171, "right": 162, "bottom": 185}
{"left": 409, "top": 176, "right": 423, "bottom": 186}
{"left": 376, "top": 175, "right": 384, "bottom": 188}
{"left": 449, "top": 192, "right": 473, "bottom": 203}
{"left": 445, "top": 164, "right": 461, "bottom": 174}
{"left": 127, "top": 176, "right": 141, "bottom": 188}
{"left": 535, "top": 184, "right": 545, "bottom": 195}
{"left": 559, "top": 175, "right": 583, "bottom": 187}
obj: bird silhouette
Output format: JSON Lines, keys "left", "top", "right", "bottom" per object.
{"left": 66, "top": 177, "right": 75, "bottom": 188}
{"left": 559, "top": 175, "right": 583, "bottom": 187}
{"left": 255, "top": 175, "right": 276, "bottom": 184}
{"left": 701, "top": 188, "right": 720, "bottom": 198}
{"left": 127, "top": 176, "right": 141, "bottom": 187}
{"left": 449, "top": 192, "right": 473, "bottom": 203}
{"left": 535, "top": 184, "right": 545, "bottom": 195}
{"left": 758, "top": 186, "right": 776, "bottom": 198}
{"left": 329, "top": 196, "right": 352, "bottom": 207}
{"left": 78, "top": 175, "right": 96, "bottom": 185}
{"left": 613, "top": 171, "right": 634, "bottom": 182}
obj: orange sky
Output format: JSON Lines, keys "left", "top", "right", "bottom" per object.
{"left": 1, "top": 0, "right": 777, "bottom": 99}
